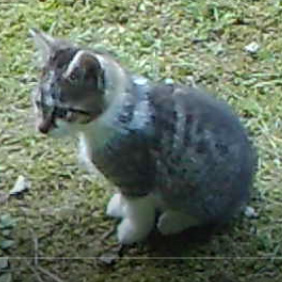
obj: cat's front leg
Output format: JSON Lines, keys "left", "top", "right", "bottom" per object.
{"left": 117, "top": 194, "right": 156, "bottom": 244}
{"left": 106, "top": 193, "right": 125, "bottom": 218}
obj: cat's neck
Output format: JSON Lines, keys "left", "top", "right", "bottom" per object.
{"left": 79, "top": 70, "right": 151, "bottom": 151}
{"left": 94, "top": 53, "right": 131, "bottom": 108}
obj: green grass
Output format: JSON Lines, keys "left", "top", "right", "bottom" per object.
{"left": 0, "top": 0, "right": 282, "bottom": 281}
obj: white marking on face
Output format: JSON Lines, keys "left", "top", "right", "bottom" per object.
{"left": 64, "top": 50, "right": 86, "bottom": 78}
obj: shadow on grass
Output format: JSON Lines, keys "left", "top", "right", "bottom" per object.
{"left": 113, "top": 222, "right": 237, "bottom": 259}
{"left": 145, "top": 224, "right": 222, "bottom": 257}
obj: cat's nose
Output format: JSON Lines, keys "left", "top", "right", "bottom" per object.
{"left": 38, "top": 123, "right": 49, "bottom": 134}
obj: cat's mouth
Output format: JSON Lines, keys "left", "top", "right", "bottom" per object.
{"left": 38, "top": 114, "right": 55, "bottom": 134}
{"left": 38, "top": 106, "right": 94, "bottom": 134}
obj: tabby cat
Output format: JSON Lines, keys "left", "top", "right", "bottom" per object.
{"left": 30, "top": 29, "right": 256, "bottom": 244}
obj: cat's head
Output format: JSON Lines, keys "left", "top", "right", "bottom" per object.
{"left": 30, "top": 29, "right": 107, "bottom": 137}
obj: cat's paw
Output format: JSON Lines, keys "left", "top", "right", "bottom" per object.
{"left": 117, "top": 218, "right": 152, "bottom": 244}
{"left": 115, "top": 194, "right": 156, "bottom": 244}
{"left": 157, "top": 211, "right": 198, "bottom": 235}
{"left": 106, "top": 193, "right": 124, "bottom": 218}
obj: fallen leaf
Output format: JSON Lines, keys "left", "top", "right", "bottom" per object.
{"left": 9, "top": 175, "right": 30, "bottom": 196}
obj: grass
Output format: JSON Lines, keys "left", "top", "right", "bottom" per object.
{"left": 0, "top": 0, "right": 282, "bottom": 281}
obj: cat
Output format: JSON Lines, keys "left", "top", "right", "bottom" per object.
{"left": 30, "top": 29, "right": 256, "bottom": 244}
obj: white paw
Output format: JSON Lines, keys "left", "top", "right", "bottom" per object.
{"left": 113, "top": 194, "right": 156, "bottom": 244}
{"left": 157, "top": 211, "right": 198, "bottom": 235}
{"left": 117, "top": 218, "right": 152, "bottom": 244}
{"left": 106, "top": 193, "right": 124, "bottom": 218}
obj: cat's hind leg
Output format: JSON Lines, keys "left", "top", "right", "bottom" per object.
{"left": 117, "top": 194, "right": 156, "bottom": 244}
{"left": 157, "top": 210, "right": 200, "bottom": 235}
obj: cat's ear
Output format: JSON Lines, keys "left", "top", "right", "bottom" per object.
{"left": 29, "top": 28, "right": 56, "bottom": 63}
{"left": 79, "top": 52, "right": 103, "bottom": 80}
{"left": 66, "top": 51, "right": 104, "bottom": 87}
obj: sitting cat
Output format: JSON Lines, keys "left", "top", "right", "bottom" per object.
{"left": 30, "top": 29, "right": 256, "bottom": 244}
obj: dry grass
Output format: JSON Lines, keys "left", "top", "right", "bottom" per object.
{"left": 0, "top": 0, "right": 282, "bottom": 281}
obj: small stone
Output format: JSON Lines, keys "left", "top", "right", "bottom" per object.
{"left": 186, "top": 76, "right": 196, "bottom": 87}
{"left": 244, "top": 42, "right": 260, "bottom": 54}
{"left": 98, "top": 252, "right": 119, "bottom": 265}
{"left": 244, "top": 206, "right": 258, "bottom": 218}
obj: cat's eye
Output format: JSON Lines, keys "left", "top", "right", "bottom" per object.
{"left": 55, "top": 107, "right": 68, "bottom": 118}
{"left": 68, "top": 72, "right": 78, "bottom": 82}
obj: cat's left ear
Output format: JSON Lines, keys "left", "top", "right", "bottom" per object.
{"left": 66, "top": 51, "right": 104, "bottom": 88}
{"left": 29, "top": 28, "right": 56, "bottom": 63}
{"left": 79, "top": 52, "right": 103, "bottom": 80}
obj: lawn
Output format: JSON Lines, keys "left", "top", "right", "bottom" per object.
{"left": 0, "top": 0, "right": 282, "bottom": 281}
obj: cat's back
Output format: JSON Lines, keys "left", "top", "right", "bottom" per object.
{"left": 149, "top": 83, "right": 246, "bottom": 141}
{"left": 148, "top": 83, "right": 256, "bottom": 221}
{"left": 149, "top": 83, "right": 252, "bottom": 153}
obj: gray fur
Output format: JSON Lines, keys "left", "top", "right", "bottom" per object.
{"left": 31, "top": 30, "right": 256, "bottom": 226}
